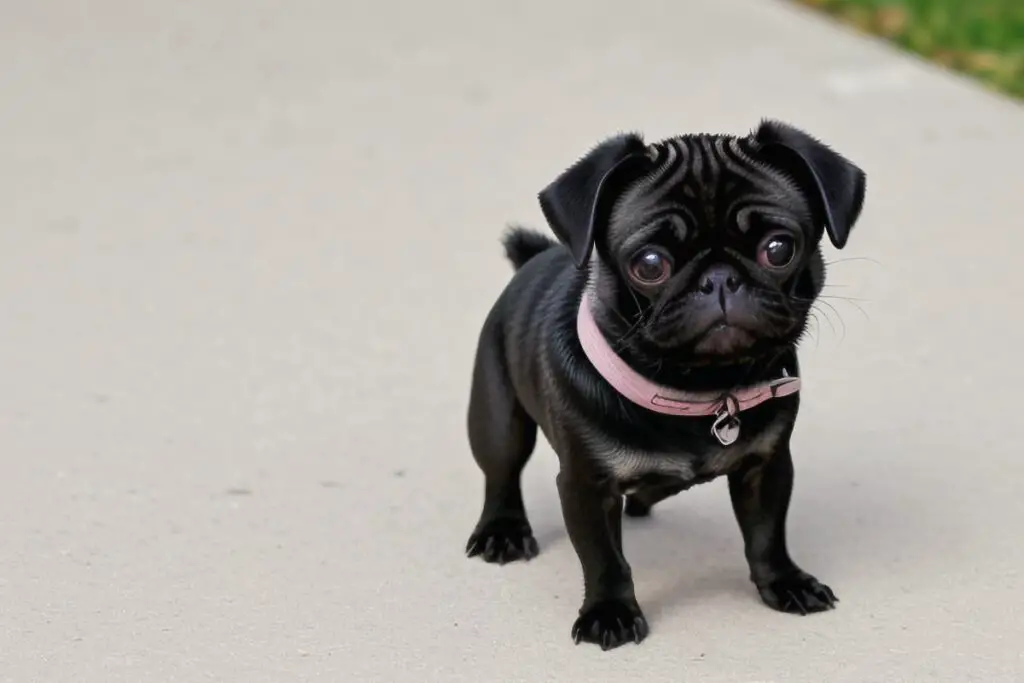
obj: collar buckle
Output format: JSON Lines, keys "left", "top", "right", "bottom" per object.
{"left": 711, "top": 394, "right": 741, "bottom": 446}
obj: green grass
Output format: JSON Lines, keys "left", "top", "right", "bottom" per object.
{"left": 793, "top": 0, "right": 1024, "bottom": 98}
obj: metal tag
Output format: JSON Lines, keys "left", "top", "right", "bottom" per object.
{"left": 711, "top": 410, "right": 741, "bottom": 446}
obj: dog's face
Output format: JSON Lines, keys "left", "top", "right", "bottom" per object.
{"left": 539, "top": 120, "right": 865, "bottom": 367}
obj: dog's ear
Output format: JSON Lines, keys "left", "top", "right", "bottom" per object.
{"left": 538, "top": 133, "right": 649, "bottom": 268}
{"left": 755, "top": 120, "right": 866, "bottom": 250}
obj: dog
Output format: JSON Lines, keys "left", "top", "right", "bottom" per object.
{"left": 464, "top": 120, "right": 866, "bottom": 650}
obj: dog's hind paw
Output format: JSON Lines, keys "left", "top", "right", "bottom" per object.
{"left": 572, "top": 599, "right": 649, "bottom": 650}
{"left": 758, "top": 573, "right": 837, "bottom": 615}
{"left": 465, "top": 518, "right": 538, "bottom": 564}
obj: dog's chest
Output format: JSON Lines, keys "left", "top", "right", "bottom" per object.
{"left": 598, "top": 421, "right": 785, "bottom": 493}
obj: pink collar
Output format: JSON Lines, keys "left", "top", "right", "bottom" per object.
{"left": 576, "top": 293, "right": 801, "bottom": 445}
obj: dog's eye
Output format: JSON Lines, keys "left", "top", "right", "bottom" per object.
{"left": 628, "top": 247, "right": 673, "bottom": 286}
{"left": 757, "top": 231, "right": 798, "bottom": 270}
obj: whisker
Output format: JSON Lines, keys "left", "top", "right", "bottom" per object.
{"left": 822, "top": 296, "right": 871, "bottom": 322}
{"left": 802, "top": 313, "right": 821, "bottom": 351}
{"left": 816, "top": 298, "right": 847, "bottom": 333}
{"left": 812, "top": 302, "right": 839, "bottom": 339}
{"left": 610, "top": 311, "right": 651, "bottom": 352}
{"left": 824, "top": 256, "right": 883, "bottom": 268}
{"left": 810, "top": 315, "right": 822, "bottom": 350}
{"left": 611, "top": 326, "right": 641, "bottom": 351}
{"left": 606, "top": 304, "right": 633, "bottom": 327}
{"left": 845, "top": 300, "right": 870, "bottom": 321}
{"left": 625, "top": 285, "right": 645, "bottom": 317}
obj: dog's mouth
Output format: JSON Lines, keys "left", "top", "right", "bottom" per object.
{"left": 692, "top": 322, "right": 757, "bottom": 355}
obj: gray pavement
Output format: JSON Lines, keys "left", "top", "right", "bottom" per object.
{"left": 1, "top": 0, "right": 1022, "bottom": 681}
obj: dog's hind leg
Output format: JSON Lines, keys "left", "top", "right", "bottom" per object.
{"left": 465, "top": 325, "right": 539, "bottom": 564}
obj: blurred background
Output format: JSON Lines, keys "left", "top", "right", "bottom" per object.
{"left": 795, "top": 0, "right": 1024, "bottom": 97}
{"left": 0, "top": 1, "right": 1021, "bottom": 682}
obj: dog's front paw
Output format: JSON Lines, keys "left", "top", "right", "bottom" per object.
{"left": 758, "top": 573, "right": 837, "bottom": 615}
{"left": 572, "top": 599, "right": 649, "bottom": 650}
{"left": 465, "top": 518, "right": 538, "bottom": 564}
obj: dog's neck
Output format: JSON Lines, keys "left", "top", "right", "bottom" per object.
{"left": 585, "top": 302, "right": 794, "bottom": 395}
{"left": 577, "top": 293, "right": 799, "bottom": 439}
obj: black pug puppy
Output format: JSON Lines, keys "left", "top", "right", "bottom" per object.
{"left": 464, "top": 120, "right": 865, "bottom": 650}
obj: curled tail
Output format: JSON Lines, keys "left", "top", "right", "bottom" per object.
{"left": 502, "top": 226, "right": 558, "bottom": 270}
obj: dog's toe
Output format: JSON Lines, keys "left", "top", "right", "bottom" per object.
{"left": 465, "top": 518, "right": 538, "bottom": 564}
{"left": 571, "top": 599, "right": 648, "bottom": 650}
{"left": 758, "top": 573, "right": 837, "bottom": 615}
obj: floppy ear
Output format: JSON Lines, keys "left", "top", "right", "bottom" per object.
{"left": 538, "top": 133, "right": 649, "bottom": 268}
{"left": 755, "top": 120, "right": 866, "bottom": 250}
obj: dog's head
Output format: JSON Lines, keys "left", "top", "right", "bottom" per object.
{"left": 539, "top": 120, "right": 865, "bottom": 368}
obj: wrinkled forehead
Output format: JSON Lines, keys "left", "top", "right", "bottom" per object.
{"left": 606, "top": 134, "right": 814, "bottom": 254}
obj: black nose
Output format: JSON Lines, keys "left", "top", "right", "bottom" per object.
{"left": 697, "top": 265, "right": 742, "bottom": 296}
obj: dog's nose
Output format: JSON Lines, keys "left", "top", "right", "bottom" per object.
{"left": 697, "top": 265, "right": 742, "bottom": 296}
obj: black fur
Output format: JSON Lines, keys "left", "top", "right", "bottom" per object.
{"left": 465, "top": 120, "right": 865, "bottom": 650}
{"left": 502, "top": 226, "right": 558, "bottom": 270}
{"left": 755, "top": 120, "right": 866, "bottom": 250}
{"left": 538, "top": 133, "right": 649, "bottom": 268}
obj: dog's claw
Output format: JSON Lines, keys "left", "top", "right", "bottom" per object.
{"left": 786, "top": 592, "right": 808, "bottom": 616}
{"left": 571, "top": 599, "right": 648, "bottom": 650}
{"left": 633, "top": 616, "right": 648, "bottom": 643}
{"left": 465, "top": 518, "right": 539, "bottom": 564}
{"left": 758, "top": 573, "right": 837, "bottom": 615}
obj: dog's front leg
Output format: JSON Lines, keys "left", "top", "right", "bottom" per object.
{"left": 728, "top": 441, "right": 837, "bottom": 615}
{"left": 556, "top": 466, "right": 648, "bottom": 650}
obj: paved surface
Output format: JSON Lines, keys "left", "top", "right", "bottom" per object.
{"left": 1, "top": 0, "right": 1022, "bottom": 681}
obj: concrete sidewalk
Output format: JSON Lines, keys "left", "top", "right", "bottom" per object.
{"left": 1, "top": 0, "right": 1022, "bottom": 680}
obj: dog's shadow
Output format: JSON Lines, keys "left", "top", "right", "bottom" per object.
{"left": 620, "top": 498, "right": 759, "bottom": 619}
{"left": 524, "top": 460, "right": 958, "bottom": 624}
{"left": 525, "top": 488, "right": 757, "bottom": 618}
